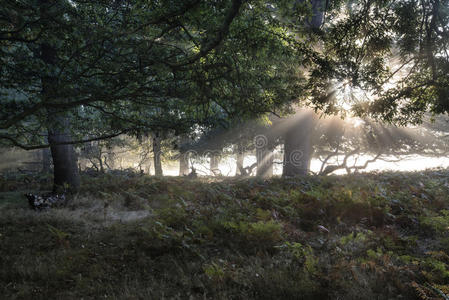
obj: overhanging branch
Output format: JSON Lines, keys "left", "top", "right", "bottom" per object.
{"left": 0, "top": 130, "right": 131, "bottom": 150}
{"left": 169, "top": 0, "right": 243, "bottom": 68}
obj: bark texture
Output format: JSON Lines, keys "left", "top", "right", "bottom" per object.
{"left": 256, "top": 147, "right": 274, "bottom": 177}
{"left": 40, "top": 20, "right": 80, "bottom": 193}
{"left": 282, "top": 112, "right": 316, "bottom": 177}
{"left": 41, "top": 148, "right": 51, "bottom": 173}
{"left": 47, "top": 115, "right": 80, "bottom": 193}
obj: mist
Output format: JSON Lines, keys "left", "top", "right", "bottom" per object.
{"left": 3, "top": 111, "right": 448, "bottom": 178}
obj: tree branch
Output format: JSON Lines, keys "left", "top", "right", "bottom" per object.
{"left": 0, "top": 130, "right": 131, "bottom": 150}
{"left": 170, "top": 0, "right": 243, "bottom": 68}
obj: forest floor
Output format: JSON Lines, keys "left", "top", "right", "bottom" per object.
{"left": 1, "top": 170, "right": 449, "bottom": 299}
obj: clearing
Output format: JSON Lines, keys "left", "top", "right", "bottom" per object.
{"left": 1, "top": 170, "right": 449, "bottom": 299}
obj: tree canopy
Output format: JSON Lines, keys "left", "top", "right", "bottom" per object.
{"left": 1, "top": 0, "right": 449, "bottom": 189}
{"left": 0, "top": 0, "right": 309, "bottom": 150}
{"left": 306, "top": 0, "right": 449, "bottom": 124}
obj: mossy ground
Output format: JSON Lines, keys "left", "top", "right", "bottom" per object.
{"left": 1, "top": 170, "right": 449, "bottom": 299}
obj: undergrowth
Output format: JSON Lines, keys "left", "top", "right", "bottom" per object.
{"left": 1, "top": 169, "right": 449, "bottom": 299}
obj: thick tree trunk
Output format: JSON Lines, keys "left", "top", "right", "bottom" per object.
{"left": 256, "top": 147, "right": 274, "bottom": 177}
{"left": 42, "top": 148, "right": 51, "bottom": 173}
{"left": 280, "top": 2, "right": 322, "bottom": 177}
{"left": 47, "top": 115, "right": 80, "bottom": 193}
{"left": 179, "top": 135, "right": 190, "bottom": 176}
{"left": 282, "top": 112, "right": 316, "bottom": 177}
{"left": 152, "top": 132, "right": 163, "bottom": 176}
{"left": 40, "top": 26, "right": 80, "bottom": 193}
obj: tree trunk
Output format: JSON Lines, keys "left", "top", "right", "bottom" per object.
{"left": 209, "top": 152, "right": 220, "bottom": 176}
{"left": 152, "top": 132, "right": 163, "bottom": 176}
{"left": 98, "top": 153, "right": 104, "bottom": 173}
{"left": 256, "top": 147, "right": 274, "bottom": 177}
{"left": 236, "top": 145, "right": 244, "bottom": 176}
{"left": 179, "top": 152, "right": 189, "bottom": 176}
{"left": 296, "top": 0, "right": 325, "bottom": 28}
{"left": 40, "top": 26, "right": 80, "bottom": 193}
{"left": 282, "top": 112, "right": 316, "bottom": 177}
{"left": 42, "top": 148, "right": 51, "bottom": 173}
{"left": 179, "top": 135, "right": 190, "bottom": 176}
{"left": 47, "top": 115, "right": 80, "bottom": 193}
{"left": 106, "top": 150, "right": 115, "bottom": 170}
{"left": 280, "top": 1, "right": 322, "bottom": 177}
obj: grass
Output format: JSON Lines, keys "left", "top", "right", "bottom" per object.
{"left": 1, "top": 169, "right": 449, "bottom": 299}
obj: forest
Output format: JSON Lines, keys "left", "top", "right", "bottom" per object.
{"left": 1, "top": 0, "right": 449, "bottom": 299}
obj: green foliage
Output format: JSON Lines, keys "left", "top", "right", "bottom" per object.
{"left": 340, "top": 232, "right": 370, "bottom": 246}
{"left": 308, "top": 0, "right": 449, "bottom": 123}
{"left": 1, "top": 0, "right": 313, "bottom": 150}
{"left": 277, "top": 242, "right": 318, "bottom": 274}
{"left": 203, "top": 262, "right": 226, "bottom": 282}
{"left": 421, "top": 210, "right": 449, "bottom": 234}
{"left": 2, "top": 170, "right": 449, "bottom": 299}
{"left": 156, "top": 206, "right": 189, "bottom": 228}
{"left": 244, "top": 221, "right": 283, "bottom": 243}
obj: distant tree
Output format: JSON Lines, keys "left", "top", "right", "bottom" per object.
{"left": 281, "top": 0, "right": 449, "bottom": 176}
{"left": 178, "top": 134, "right": 191, "bottom": 176}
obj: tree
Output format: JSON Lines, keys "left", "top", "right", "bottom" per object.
{"left": 4, "top": 0, "right": 445, "bottom": 186}
{"left": 276, "top": 0, "right": 325, "bottom": 177}
{"left": 306, "top": 0, "right": 449, "bottom": 124}
{"left": 151, "top": 132, "right": 163, "bottom": 176}
{"left": 279, "top": 0, "right": 449, "bottom": 176}
{"left": 178, "top": 134, "right": 191, "bottom": 176}
{"left": 41, "top": 148, "right": 51, "bottom": 173}
{"left": 281, "top": 110, "right": 317, "bottom": 176}
{"left": 1, "top": 0, "right": 316, "bottom": 187}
